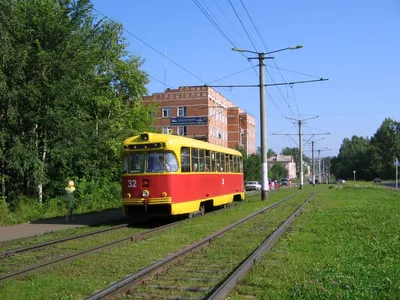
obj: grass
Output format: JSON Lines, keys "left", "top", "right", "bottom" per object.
{"left": 131, "top": 194, "right": 311, "bottom": 299}
{"left": 0, "top": 189, "right": 298, "bottom": 300}
{"left": 230, "top": 184, "right": 400, "bottom": 299}
{"left": 0, "top": 223, "right": 122, "bottom": 253}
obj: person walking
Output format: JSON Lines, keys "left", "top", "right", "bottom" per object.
{"left": 65, "top": 180, "right": 76, "bottom": 223}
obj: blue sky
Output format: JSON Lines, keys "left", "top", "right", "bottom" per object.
{"left": 92, "top": 0, "right": 400, "bottom": 158}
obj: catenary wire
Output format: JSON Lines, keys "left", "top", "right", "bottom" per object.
{"left": 93, "top": 8, "right": 207, "bottom": 84}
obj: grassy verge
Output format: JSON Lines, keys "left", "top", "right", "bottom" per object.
{"left": 133, "top": 194, "right": 312, "bottom": 298}
{"left": 231, "top": 184, "right": 400, "bottom": 299}
{"left": 0, "top": 189, "right": 298, "bottom": 299}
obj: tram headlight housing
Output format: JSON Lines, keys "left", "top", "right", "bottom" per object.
{"left": 142, "top": 190, "right": 149, "bottom": 197}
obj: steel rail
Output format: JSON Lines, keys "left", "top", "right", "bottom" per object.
{"left": 85, "top": 194, "right": 297, "bottom": 300}
{"left": 0, "top": 222, "right": 132, "bottom": 259}
{"left": 0, "top": 221, "right": 179, "bottom": 283}
{"left": 0, "top": 198, "right": 248, "bottom": 283}
{"left": 207, "top": 193, "right": 315, "bottom": 299}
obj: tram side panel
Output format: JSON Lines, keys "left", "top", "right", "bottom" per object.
{"left": 122, "top": 173, "right": 244, "bottom": 216}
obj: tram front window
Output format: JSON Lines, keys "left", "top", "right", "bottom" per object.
{"left": 123, "top": 153, "right": 145, "bottom": 174}
{"left": 123, "top": 151, "right": 179, "bottom": 174}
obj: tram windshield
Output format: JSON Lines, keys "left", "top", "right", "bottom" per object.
{"left": 123, "top": 151, "right": 178, "bottom": 174}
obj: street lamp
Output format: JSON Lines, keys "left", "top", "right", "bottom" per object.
{"left": 353, "top": 170, "right": 356, "bottom": 181}
{"left": 232, "top": 45, "right": 303, "bottom": 200}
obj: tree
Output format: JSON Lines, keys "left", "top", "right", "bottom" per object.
{"left": 0, "top": 0, "right": 154, "bottom": 202}
{"left": 281, "top": 147, "right": 310, "bottom": 178}
{"left": 370, "top": 118, "right": 400, "bottom": 179}
{"left": 269, "top": 163, "right": 287, "bottom": 180}
{"left": 267, "top": 148, "right": 276, "bottom": 158}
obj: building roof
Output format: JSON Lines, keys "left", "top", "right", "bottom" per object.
{"left": 267, "top": 154, "right": 294, "bottom": 163}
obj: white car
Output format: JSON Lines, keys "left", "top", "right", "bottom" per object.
{"left": 245, "top": 181, "right": 261, "bottom": 191}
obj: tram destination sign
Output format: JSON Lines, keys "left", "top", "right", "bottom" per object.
{"left": 170, "top": 117, "right": 208, "bottom": 126}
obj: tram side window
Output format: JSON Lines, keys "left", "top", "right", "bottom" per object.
{"left": 205, "top": 150, "right": 211, "bottom": 172}
{"left": 239, "top": 157, "right": 243, "bottom": 173}
{"left": 199, "top": 149, "right": 205, "bottom": 172}
{"left": 181, "top": 147, "right": 191, "bottom": 172}
{"left": 220, "top": 153, "right": 225, "bottom": 172}
{"left": 215, "top": 152, "right": 221, "bottom": 172}
{"left": 211, "top": 152, "right": 217, "bottom": 172}
{"left": 225, "top": 154, "right": 230, "bottom": 173}
{"left": 123, "top": 153, "right": 145, "bottom": 174}
{"left": 191, "top": 148, "right": 199, "bottom": 172}
{"left": 229, "top": 155, "right": 234, "bottom": 173}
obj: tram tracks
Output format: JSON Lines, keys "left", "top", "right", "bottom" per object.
{"left": 85, "top": 193, "right": 311, "bottom": 299}
{"left": 0, "top": 199, "right": 244, "bottom": 283}
{"left": 0, "top": 220, "right": 178, "bottom": 283}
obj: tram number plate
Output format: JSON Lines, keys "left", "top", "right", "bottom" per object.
{"left": 127, "top": 179, "right": 137, "bottom": 188}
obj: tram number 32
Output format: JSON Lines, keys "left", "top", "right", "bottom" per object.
{"left": 127, "top": 180, "right": 137, "bottom": 188}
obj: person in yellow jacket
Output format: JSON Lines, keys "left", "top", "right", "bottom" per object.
{"left": 65, "top": 180, "right": 77, "bottom": 223}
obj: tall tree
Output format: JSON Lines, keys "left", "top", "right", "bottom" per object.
{"left": 0, "top": 0, "right": 154, "bottom": 202}
{"left": 370, "top": 118, "right": 400, "bottom": 179}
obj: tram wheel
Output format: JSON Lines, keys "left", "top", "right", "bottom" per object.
{"left": 199, "top": 203, "right": 206, "bottom": 215}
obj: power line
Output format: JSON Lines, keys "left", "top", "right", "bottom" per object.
{"left": 93, "top": 8, "right": 207, "bottom": 84}
{"left": 228, "top": 0, "right": 258, "bottom": 52}
{"left": 238, "top": 0, "right": 300, "bottom": 119}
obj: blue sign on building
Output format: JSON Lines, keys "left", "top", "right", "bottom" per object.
{"left": 170, "top": 117, "right": 208, "bottom": 126}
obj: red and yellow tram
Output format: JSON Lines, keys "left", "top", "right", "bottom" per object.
{"left": 122, "top": 133, "right": 244, "bottom": 217}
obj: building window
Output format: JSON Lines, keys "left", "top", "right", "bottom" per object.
{"left": 162, "top": 126, "right": 173, "bottom": 134}
{"left": 178, "top": 126, "right": 187, "bottom": 136}
{"left": 162, "top": 107, "right": 172, "bottom": 118}
{"left": 177, "top": 106, "right": 187, "bottom": 117}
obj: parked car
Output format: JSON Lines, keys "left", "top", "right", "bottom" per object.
{"left": 245, "top": 181, "right": 261, "bottom": 191}
{"left": 280, "top": 178, "right": 288, "bottom": 185}
{"left": 374, "top": 178, "right": 382, "bottom": 183}
{"left": 333, "top": 179, "right": 346, "bottom": 184}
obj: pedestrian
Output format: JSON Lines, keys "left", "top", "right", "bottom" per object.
{"left": 65, "top": 180, "right": 76, "bottom": 223}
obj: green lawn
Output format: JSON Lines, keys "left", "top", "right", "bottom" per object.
{"left": 231, "top": 183, "right": 400, "bottom": 299}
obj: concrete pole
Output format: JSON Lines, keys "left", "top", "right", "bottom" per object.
{"left": 312, "top": 141, "right": 315, "bottom": 186}
{"left": 318, "top": 150, "right": 321, "bottom": 184}
{"left": 299, "top": 120, "right": 304, "bottom": 189}
{"left": 396, "top": 158, "right": 398, "bottom": 190}
{"left": 259, "top": 53, "right": 269, "bottom": 200}
{"left": 322, "top": 159, "right": 325, "bottom": 184}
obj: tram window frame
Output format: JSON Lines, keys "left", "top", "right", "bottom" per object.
{"left": 199, "top": 149, "right": 205, "bottom": 172}
{"left": 181, "top": 147, "right": 191, "bottom": 172}
{"left": 211, "top": 152, "right": 217, "bottom": 172}
{"left": 220, "top": 153, "right": 225, "bottom": 172}
{"left": 225, "top": 154, "right": 230, "bottom": 173}
{"left": 229, "top": 155, "right": 234, "bottom": 173}
{"left": 191, "top": 148, "right": 199, "bottom": 172}
{"left": 205, "top": 150, "right": 211, "bottom": 172}
{"left": 239, "top": 157, "right": 243, "bottom": 173}
{"left": 216, "top": 152, "right": 222, "bottom": 172}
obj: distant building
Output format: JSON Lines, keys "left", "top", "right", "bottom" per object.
{"left": 141, "top": 86, "right": 256, "bottom": 155}
{"left": 267, "top": 154, "right": 297, "bottom": 179}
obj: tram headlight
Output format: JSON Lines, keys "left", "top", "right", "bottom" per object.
{"left": 142, "top": 190, "right": 149, "bottom": 197}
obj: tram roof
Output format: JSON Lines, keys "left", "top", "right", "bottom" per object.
{"left": 123, "top": 133, "right": 243, "bottom": 157}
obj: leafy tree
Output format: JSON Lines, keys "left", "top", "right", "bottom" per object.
{"left": 370, "top": 118, "right": 400, "bottom": 179}
{"left": 281, "top": 147, "right": 310, "bottom": 178}
{"left": 0, "top": 0, "right": 154, "bottom": 202}
{"left": 331, "top": 136, "right": 373, "bottom": 180}
{"left": 269, "top": 163, "right": 287, "bottom": 180}
{"left": 267, "top": 148, "right": 276, "bottom": 158}
{"left": 244, "top": 153, "right": 261, "bottom": 183}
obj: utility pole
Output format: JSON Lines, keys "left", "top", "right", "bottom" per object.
{"left": 230, "top": 45, "right": 328, "bottom": 199}
{"left": 311, "top": 141, "right": 315, "bottom": 186}
{"left": 318, "top": 149, "right": 321, "bottom": 184}
{"left": 285, "top": 116, "right": 319, "bottom": 189}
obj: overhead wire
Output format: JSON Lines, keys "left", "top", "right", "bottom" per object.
{"left": 239, "top": 0, "right": 299, "bottom": 119}
{"left": 92, "top": 8, "right": 207, "bottom": 84}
